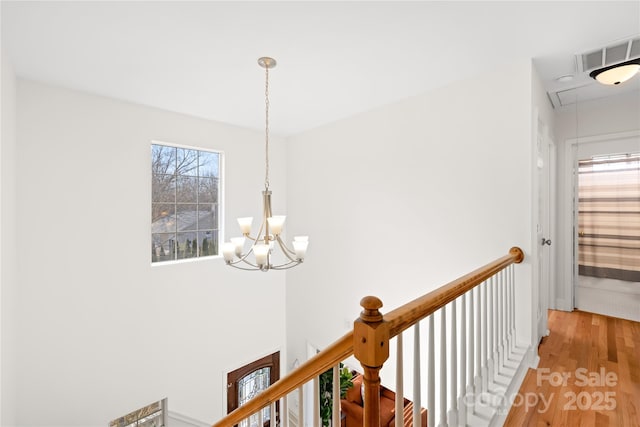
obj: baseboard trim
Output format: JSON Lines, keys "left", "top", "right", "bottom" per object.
{"left": 555, "top": 298, "right": 572, "bottom": 312}
{"left": 488, "top": 343, "right": 533, "bottom": 427}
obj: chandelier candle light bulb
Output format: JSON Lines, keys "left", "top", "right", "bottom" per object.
{"left": 222, "top": 57, "right": 309, "bottom": 271}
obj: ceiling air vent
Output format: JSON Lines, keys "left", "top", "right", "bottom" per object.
{"left": 579, "top": 37, "right": 640, "bottom": 73}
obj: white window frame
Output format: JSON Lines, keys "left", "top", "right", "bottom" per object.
{"left": 151, "top": 140, "right": 223, "bottom": 264}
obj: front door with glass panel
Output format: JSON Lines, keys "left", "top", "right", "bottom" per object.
{"left": 227, "top": 352, "right": 280, "bottom": 426}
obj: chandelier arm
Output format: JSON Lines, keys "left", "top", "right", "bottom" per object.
{"left": 270, "top": 260, "right": 302, "bottom": 270}
{"left": 241, "top": 222, "right": 267, "bottom": 242}
{"left": 229, "top": 248, "right": 258, "bottom": 266}
{"left": 227, "top": 262, "right": 263, "bottom": 271}
{"left": 275, "top": 235, "right": 298, "bottom": 260}
{"left": 229, "top": 251, "right": 266, "bottom": 270}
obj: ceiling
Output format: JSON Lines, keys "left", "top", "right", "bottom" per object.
{"left": 2, "top": 1, "right": 639, "bottom": 136}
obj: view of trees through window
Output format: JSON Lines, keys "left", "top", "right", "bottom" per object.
{"left": 151, "top": 143, "right": 221, "bottom": 263}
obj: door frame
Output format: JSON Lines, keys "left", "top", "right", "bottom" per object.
{"left": 561, "top": 130, "right": 640, "bottom": 312}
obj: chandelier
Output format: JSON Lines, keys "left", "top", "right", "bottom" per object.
{"left": 222, "top": 57, "right": 309, "bottom": 271}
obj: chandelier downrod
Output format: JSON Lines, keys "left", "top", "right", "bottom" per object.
{"left": 261, "top": 57, "right": 273, "bottom": 190}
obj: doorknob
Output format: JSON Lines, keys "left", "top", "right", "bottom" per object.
{"left": 541, "top": 238, "right": 551, "bottom": 246}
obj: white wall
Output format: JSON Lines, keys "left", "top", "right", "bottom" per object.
{"left": 1, "top": 46, "right": 18, "bottom": 427}
{"left": 554, "top": 91, "right": 640, "bottom": 310}
{"left": 13, "top": 80, "right": 288, "bottom": 426}
{"left": 285, "top": 60, "right": 535, "bottom": 386}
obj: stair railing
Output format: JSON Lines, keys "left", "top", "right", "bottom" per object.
{"left": 212, "top": 246, "right": 524, "bottom": 427}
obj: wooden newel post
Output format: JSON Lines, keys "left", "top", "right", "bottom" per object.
{"left": 353, "top": 296, "right": 390, "bottom": 427}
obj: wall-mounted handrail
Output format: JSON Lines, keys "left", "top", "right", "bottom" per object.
{"left": 211, "top": 246, "right": 524, "bottom": 427}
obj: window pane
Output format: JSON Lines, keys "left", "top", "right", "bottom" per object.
{"left": 176, "top": 204, "right": 198, "bottom": 231}
{"left": 152, "top": 174, "right": 175, "bottom": 203}
{"left": 152, "top": 143, "right": 221, "bottom": 263}
{"left": 198, "top": 177, "right": 217, "bottom": 203}
{"left": 198, "top": 204, "right": 215, "bottom": 229}
{"left": 152, "top": 233, "right": 176, "bottom": 261}
{"left": 176, "top": 176, "right": 197, "bottom": 203}
{"left": 199, "top": 151, "right": 219, "bottom": 178}
{"left": 177, "top": 148, "right": 199, "bottom": 176}
{"left": 152, "top": 145, "right": 176, "bottom": 175}
{"left": 199, "top": 230, "right": 217, "bottom": 257}
{"left": 151, "top": 204, "right": 175, "bottom": 231}
{"left": 177, "top": 232, "right": 198, "bottom": 259}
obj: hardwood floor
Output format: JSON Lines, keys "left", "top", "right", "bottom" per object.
{"left": 504, "top": 309, "right": 640, "bottom": 427}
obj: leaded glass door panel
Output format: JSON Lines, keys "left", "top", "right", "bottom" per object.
{"left": 227, "top": 352, "right": 280, "bottom": 427}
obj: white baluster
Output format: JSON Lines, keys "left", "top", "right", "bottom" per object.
{"left": 396, "top": 333, "right": 404, "bottom": 427}
{"left": 333, "top": 365, "right": 340, "bottom": 427}
{"left": 467, "top": 289, "right": 476, "bottom": 394}
{"left": 498, "top": 270, "right": 504, "bottom": 369}
{"left": 428, "top": 314, "right": 435, "bottom": 427}
{"left": 459, "top": 294, "right": 467, "bottom": 427}
{"left": 491, "top": 275, "right": 496, "bottom": 371}
{"left": 481, "top": 281, "right": 488, "bottom": 393}
{"left": 313, "top": 376, "right": 320, "bottom": 427}
{"left": 439, "top": 307, "right": 447, "bottom": 427}
{"left": 510, "top": 264, "right": 516, "bottom": 353}
{"left": 474, "top": 286, "right": 481, "bottom": 397}
{"left": 413, "top": 323, "right": 422, "bottom": 427}
{"left": 271, "top": 402, "right": 277, "bottom": 427}
{"left": 489, "top": 275, "right": 500, "bottom": 381}
{"left": 449, "top": 301, "right": 458, "bottom": 427}
{"left": 298, "top": 387, "right": 304, "bottom": 427}
{"left": 281, "top": 395, "right": 288, "bottom": 427}
{"left": 258, "top": 408, "right": 264, "bottom": 426}
{"left": 487, "top": 276, "right": 495, "bottom": 386}
{"left": 507, "top": 265, "right": 514, "bottom": 355}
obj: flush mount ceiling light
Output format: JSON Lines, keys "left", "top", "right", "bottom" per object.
{"left": 590, "top": 58, "right": 640, "bottom": 85}
{"left": 222, "top": 57, "right": 309, "bottom": 272}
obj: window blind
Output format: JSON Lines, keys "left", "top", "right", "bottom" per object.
{"left": 578, "top": 153, "right": 640, "bottom": 282}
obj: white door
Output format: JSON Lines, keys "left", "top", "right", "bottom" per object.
{"left": 535, "top": 116, "right": 554, "bottom": 342}
{"left": 573, "top": 135, "right": 640, "bottom": 321}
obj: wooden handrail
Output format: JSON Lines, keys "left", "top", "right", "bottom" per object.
{"left": 211, "top": 246, "right": 524, "bottom": 426}
{"left": 385, "top": 246, "right": 524, "bottom": 337}
{"left": 212, "top": 332, "right": 354, "bottom": 427}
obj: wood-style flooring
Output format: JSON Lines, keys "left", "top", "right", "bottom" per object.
{"left": 503, "top": 309, "right": 640, "bottom": 427}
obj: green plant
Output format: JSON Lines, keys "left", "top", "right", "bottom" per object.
{"left": 319, "top": 365, "right": 353, "bottom": 427}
